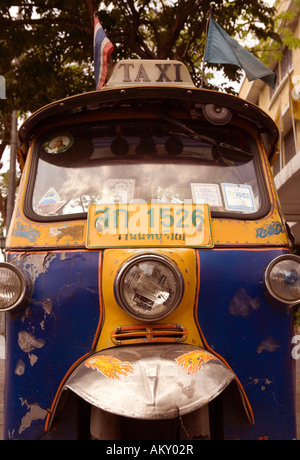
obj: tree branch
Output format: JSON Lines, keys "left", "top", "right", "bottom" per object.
{"left": 0, "top": 15, "right": 91, "bottom": 36}
{"left": 160, "top": 0, "right": 200, "bottom": 58}
{"left": 84, "top": 0, "right": 98, "bottom": 29}
{"left": 121, "top": 0, "right": 156, "bottom": 58}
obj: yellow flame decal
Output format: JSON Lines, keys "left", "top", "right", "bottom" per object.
{"left": 85, "top": 355, "right": 134, "bottom": 379}
{"left": 175, "top": 350, "right": 216, "bottom": 374}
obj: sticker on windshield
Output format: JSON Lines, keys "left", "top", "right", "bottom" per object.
{"left": 43, "top": 135, "right": 74, "bottom": 154}
{"left": 221, "top": 183, "right": 256, "bottom": 212}
{"left": 191, "top": 183, "right": 222, "bottom": 207}
{"left": 37, "top": 187, "right": 66, "bottom": 215}
{"left": 101, "top": 179, "right": 135, "bottom": 203}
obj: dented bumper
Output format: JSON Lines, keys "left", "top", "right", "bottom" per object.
{"left": 47, "top": 344, "right": 253, "bottom": 429}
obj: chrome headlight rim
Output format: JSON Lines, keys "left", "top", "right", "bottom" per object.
{"left": 264, "top": 254, "right": 300, "bottom": 308}
{"left": 0, "top": 262, "right": 28, "bottom": 312}
{"left": 114, "top": 253, "right": 184, "bottom": 322}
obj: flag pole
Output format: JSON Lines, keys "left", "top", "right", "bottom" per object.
{"left": 289, "top": 76, "right": 298, "bottom": 157}
{"left": 279, "top": 96, "right": 283, "bottom": 171}
{"left": 200, "top": 2, "right": 216, "bottom": 88}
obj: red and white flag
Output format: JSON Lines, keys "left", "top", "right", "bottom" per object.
{"left": 94, "top": 14, "right": 114, "bottom": 90}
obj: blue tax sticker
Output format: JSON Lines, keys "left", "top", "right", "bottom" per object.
{"left": 221, "top": 183, "right": 256, "bottom": 212}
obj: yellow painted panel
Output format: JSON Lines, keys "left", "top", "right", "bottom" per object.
{"left": 96, "top": 248, "right": 203, "bottom": 350}
{"left": 212, "top": 213, "right": 289, "bottom": 246}
{"left": 6, "top": 211, "right": 288, "bottom": 249}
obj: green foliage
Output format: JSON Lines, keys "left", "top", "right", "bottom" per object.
{"left": 0, "top": 0, "right": 280, "bottom": 123}
{"left": 260, "top": 0, "right": 300, "bottom": 65}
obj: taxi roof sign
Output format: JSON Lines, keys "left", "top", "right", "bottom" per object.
{"left": 106, "top": 59, "right": 195, "bottom": 89}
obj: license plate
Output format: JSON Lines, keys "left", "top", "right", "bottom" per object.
{"left": 86, "top": 203, "right": 214, "bottom": 248}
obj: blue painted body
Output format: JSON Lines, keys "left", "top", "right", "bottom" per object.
{"left": 4, "top": 251, "right": 101, "bottom": 440}
{"left": 4, "top": 248, "right": 297, "bottom": 440}
{"left": 197, "top": 249, "right": 296, "bottom": 440}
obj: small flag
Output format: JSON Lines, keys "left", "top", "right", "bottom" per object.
{"left": 204, "top": 18, "right": 276, "bottom": 89}
{"left": 94, "top": 13, "right": 114, "bottom": 90}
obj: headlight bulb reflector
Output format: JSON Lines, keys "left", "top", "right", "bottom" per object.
{"left": 0, "top": 263, "right": 27, "bottom": 311}
{"left": 115, "top": 254, "right": 184, "bottom": 321}
{"left": 264, "top": 254, "right": 300, "bottom": 307}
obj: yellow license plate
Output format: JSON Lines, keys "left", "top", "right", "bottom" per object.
{"left": 86, "top": 203, "right": 214, "bottom": 248}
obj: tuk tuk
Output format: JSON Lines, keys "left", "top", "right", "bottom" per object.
{"left": 1, "top": 59, "right": 299, "bottom": 440}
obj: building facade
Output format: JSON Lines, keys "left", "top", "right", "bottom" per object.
{"left": 239, "top": 0, "right": 300, "bottom": 244}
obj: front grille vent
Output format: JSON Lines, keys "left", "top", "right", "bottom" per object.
{"left": 111, "top": 323, "right": 187, "bottom": 345}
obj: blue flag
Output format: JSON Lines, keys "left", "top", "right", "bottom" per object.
{"left": 205, "top": 18, "right": 276, "bottom": 89}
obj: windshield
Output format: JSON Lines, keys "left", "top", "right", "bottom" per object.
{"left": 30, "top": 120, "right": 266, "bottom": 219}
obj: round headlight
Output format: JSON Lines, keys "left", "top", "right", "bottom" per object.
{"left": 264, "top": 254, "right": 300, "bottom": 308}
{"left": 0, "top": 263, "right": 28, "bottom": 311}
{"left": 115, "top": 253, "right": 184, "bottom": 322}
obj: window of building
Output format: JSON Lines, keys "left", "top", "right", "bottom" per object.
{"left": 281, "top": 48, "right": 293, "bottom": 79}
{"left": 272, "top": 154, "right": 281, "bottom": 176}
{"left": 270, "top": 65, "right": 280, "bottom": 99}
{"left": 270, "top": 48, "right": 293, "bottom": 99}
{"left": 284, "top": 128, "right": 297, "bottom": 164}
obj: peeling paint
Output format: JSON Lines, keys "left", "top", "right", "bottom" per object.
{"left": 14, "top": 359, "right": 25, "bottom": 376}
{"left": 29, "top": 354, "right": 38, "bottom": 366}
{"left": 23, "top": 253, "right": 56, "bottom": 282}
{"left": 18, "top": 399, "right": 48, "bottom": 434}
{"left": 40, "top": 298, "right": 53, "bottom": 330}
{"left": 249, "top": 377, "right": 273, "bottom": 392}
{"left": 13, "top": 222, "right": 41, "bottom": 243}
{"left": 42, "top": 298, "right": 53, "bottom": 315}
{"left": 43, "top": 253, "right": 56, "bottom": 269}
{"left": 48, "top": 227, "right": 67, "bottom": 238}
{"left": 48, "top": 225, "right": 84, "bottom": 242}
{"left": 229, "top": 288, "right": 260, "bottom": 317}
{"left": 257, "top": 336, "right": 281, "bottom": 354}
{"left": 18, "top": 331, "right": 45, "bottom": 353}
{"left": 56, "top": 226, "right": 84, "bottom": 242}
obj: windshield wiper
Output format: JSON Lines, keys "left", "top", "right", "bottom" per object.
{"left": 145, "top": 104, "right": 216, "bottom": 145}
{"left": 219, "top": 142, "right": 253, "bottom": 159}
{"left": 145, "top": 104, "right": 253, "bottom": 159}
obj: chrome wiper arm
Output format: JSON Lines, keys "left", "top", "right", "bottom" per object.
{"left": 145, "top": 104, "right": 253, "bottom": 158}
{"left": 146, "top": 104, "right": 216, "bottom": 145}
{"left": 219, "top": 142, "right": 253, "bottom": 158}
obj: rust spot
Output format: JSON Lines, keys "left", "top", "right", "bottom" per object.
{"left": 56, "top": 226, "right": 84, "bottom": 242}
